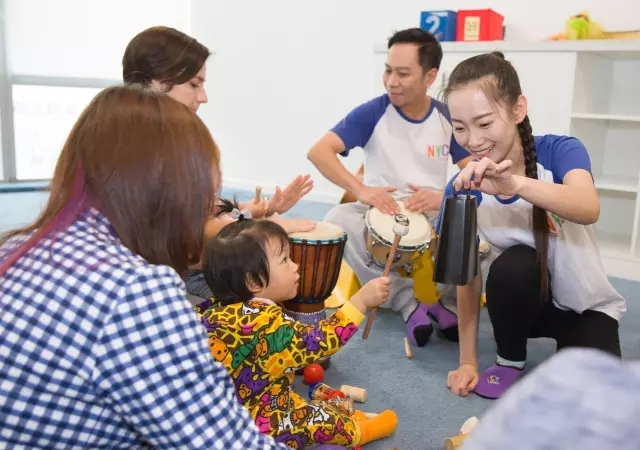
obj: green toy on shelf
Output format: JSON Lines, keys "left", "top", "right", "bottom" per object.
{"left": 546, "top": 11, "right": 640, "bottom": 40}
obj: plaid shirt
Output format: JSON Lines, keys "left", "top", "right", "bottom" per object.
{"left": 0, "top": 208, "right": 289, "bottom": 449}
{"left": 463, "top": 348, "right": 640, "bottom": 450}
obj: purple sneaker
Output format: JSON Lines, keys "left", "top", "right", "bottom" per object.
{"left": 474, "top": 364, "right": 525, "bottom": 399}
{"left": 427, "top": 299, "right": 459, "bottom": 342}
{"left": 406, "top": 302, "right": 433, "bottom": 347}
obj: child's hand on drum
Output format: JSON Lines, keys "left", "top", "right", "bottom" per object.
{"left": 350, "top": 277, "right": 392, "bottom": 313}
{"left": 268, "top": 214, "right": 316, "bottom": 233}
{"left": 356, "top": 186, "right": 399, "bottom": 215}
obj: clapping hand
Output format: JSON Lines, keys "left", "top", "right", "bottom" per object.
{"left": 267, "top": 174, "right": 314, "bottom": 215}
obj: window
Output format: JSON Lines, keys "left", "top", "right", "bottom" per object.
{"left": 13, "top": 85, "right": 102, "bottom": 180}
{"left": 0, "top": 109, "right": 3, "bottom": 178}
{"left": 0, "top": 0, "right": 6, "bottom": 180}
{"left": 1, "top": 0, "right": 191, "bottom": 181}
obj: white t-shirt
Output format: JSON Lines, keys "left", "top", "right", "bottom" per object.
{"left": 331, "top": 94, "right": 470, "bottom": 201}
{"left": 437, "top": 134, "right": 626, "bottom": 321}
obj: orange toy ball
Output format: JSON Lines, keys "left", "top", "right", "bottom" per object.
{"left": 303, "top": 363, "right": 324, "bottom": 385}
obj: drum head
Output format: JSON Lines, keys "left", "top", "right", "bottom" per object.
{"left": 289, "top": 221, "right": 346, "bottom": 242}
{"left": 365, "top": 202, "right": 431, "bottom": 249}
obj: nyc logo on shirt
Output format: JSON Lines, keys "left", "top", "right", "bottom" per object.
{"left": 547, "top": 211, "right": 564, "bottom": 236}
{"left": 426, "top": 143, "right": 450, "bottom": 159}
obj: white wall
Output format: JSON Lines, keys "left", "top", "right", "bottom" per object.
{"left": 6, "top": 0, "right": 191, "bottom": 80}
{"left": 3, "top": 0, "right": 636, "bottom": 200}
{"left": 3, "top": 0, "right": 191, "bottom": 180}
{"left": 190, "top": 0, "right": 638, "bottom": 203}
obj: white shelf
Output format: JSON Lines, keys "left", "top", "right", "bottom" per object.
{"left": 597, "top": 231, "right": 633, "bottom": 259}
{"left": 572, "top": 113, "right": 640, "bottom": 122}
{"left": 594, "top": 175, "right": 638, "bottom": 193}
{"left": 374, "top": 39, "right": 640, "bottom": 59}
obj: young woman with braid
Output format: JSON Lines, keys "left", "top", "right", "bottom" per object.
{"left": 437, "top": 51, "right": 626, "bottom": 400}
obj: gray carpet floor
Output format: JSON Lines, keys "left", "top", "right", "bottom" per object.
{"left": 2, "top": 186, "right": 640, "bottom": 450}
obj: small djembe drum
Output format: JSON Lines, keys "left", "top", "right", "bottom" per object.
{"left": 284, "top": 221, "right": 347, "bottom": 371}
{"left": 364, "top": 200, "right": 434, "bottom": 273}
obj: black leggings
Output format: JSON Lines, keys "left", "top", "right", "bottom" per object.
{"left": 485, "top": 244, "right": 621, "bottom": 362}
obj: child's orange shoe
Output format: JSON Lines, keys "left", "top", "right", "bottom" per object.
{"left": 356, "top": 410, "right": 398, "bottom": 446}
{"left": 352, "top": 410, "right": 367, "bottom": 422}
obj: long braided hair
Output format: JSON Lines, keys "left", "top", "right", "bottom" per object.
{"left": 443, "top": 51, "right": 550, "bottom": 300}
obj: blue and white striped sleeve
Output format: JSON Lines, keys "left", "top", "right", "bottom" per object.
{"left": 93, "top": 265, "right": 289, "bottom": 449}
{"left": 462, "top": 348, "right": 640, "bottom": 450}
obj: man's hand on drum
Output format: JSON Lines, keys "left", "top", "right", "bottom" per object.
{"left": 356, "top": 185, "right": 399, "bottom": 215}
{"left": 268, "top": 213, "right": 316, "bottom": 234}
{"left": 266, "top": 174, "right": 314, "bottom": 215}
{"left": 349, "top": 276, "right": 392, "bottom": 314}
{"left": 403, "top": 184, "right": 443, "bottom": 214}
{"left": 447, "top": 363, "right": 480, "bottom": 397}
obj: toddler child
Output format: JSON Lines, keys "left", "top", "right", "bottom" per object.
{"left": 195, "top": 216, "right": 398, "bottom": 448}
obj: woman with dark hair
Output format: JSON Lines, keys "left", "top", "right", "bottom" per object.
{"left": 122, "top": 26, "right": 314, "bottom": 226}
{"left": 122, "top": 26, "right": 316, "bottom": 298}
{"left": 123, "top": 25, "right": 211, "bottom": 113}
{"left": 0, "top": 85, "right": 290, "bottom": 449}
{"left": 438, "top": 51, "right": 626, "bottom": 400}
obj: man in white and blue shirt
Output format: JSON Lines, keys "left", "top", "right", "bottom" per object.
{"left": 308, "top": 28, "right": 472, "bottom": 348}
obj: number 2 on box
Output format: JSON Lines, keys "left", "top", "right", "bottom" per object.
{"left": 425, "top": 15, "right": 441, "bottom": 34}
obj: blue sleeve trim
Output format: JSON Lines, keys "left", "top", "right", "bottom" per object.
{"left": 534, "top": 135, "right": 592, "bottom": 184}
{"left": 330, "top": 95, "right": 390, "bottom": 157}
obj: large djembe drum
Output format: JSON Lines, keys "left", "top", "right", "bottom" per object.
{"left": 284, "top": 221, "right": 347, "bottom": 371}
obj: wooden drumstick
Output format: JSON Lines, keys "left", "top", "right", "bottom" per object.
{"left": 340, "top": 385, "right": 367, "bottom": 403}
{"left": 445, "top": 416, "right": 479, "bottom": 450}
{"left": 404, "top": 337, "right": 413, "bottom": 359}
{"left": 444, "top": 433, "right": 468, "bottom": 450}
{"left": 362, "top": 223, "right": 409, "bottom": 340}
{"left": 254, "top": 186, "right": 262, "bottom": 203}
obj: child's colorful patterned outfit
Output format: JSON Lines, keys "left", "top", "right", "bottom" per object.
{"left": 196, "top": 298, "right": 364, "bottom": 448}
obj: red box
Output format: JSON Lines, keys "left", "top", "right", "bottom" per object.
{"left": 456, "top": 9, "right": 504, "bottom": 41}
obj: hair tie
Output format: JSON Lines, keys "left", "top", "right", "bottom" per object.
{"left": 229, "top": 207, "right": 242, "bottom": 219}
{"left": 229, "top": 207, "right": 252, "bottom": 220}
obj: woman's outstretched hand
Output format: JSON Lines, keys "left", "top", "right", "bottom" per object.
{"left": 268, "top": 213, "right": 316, "bottom": 234}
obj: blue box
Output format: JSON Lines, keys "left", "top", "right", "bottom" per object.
{"left": 420, "top": 10, "right": 457, "bottom": 41}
